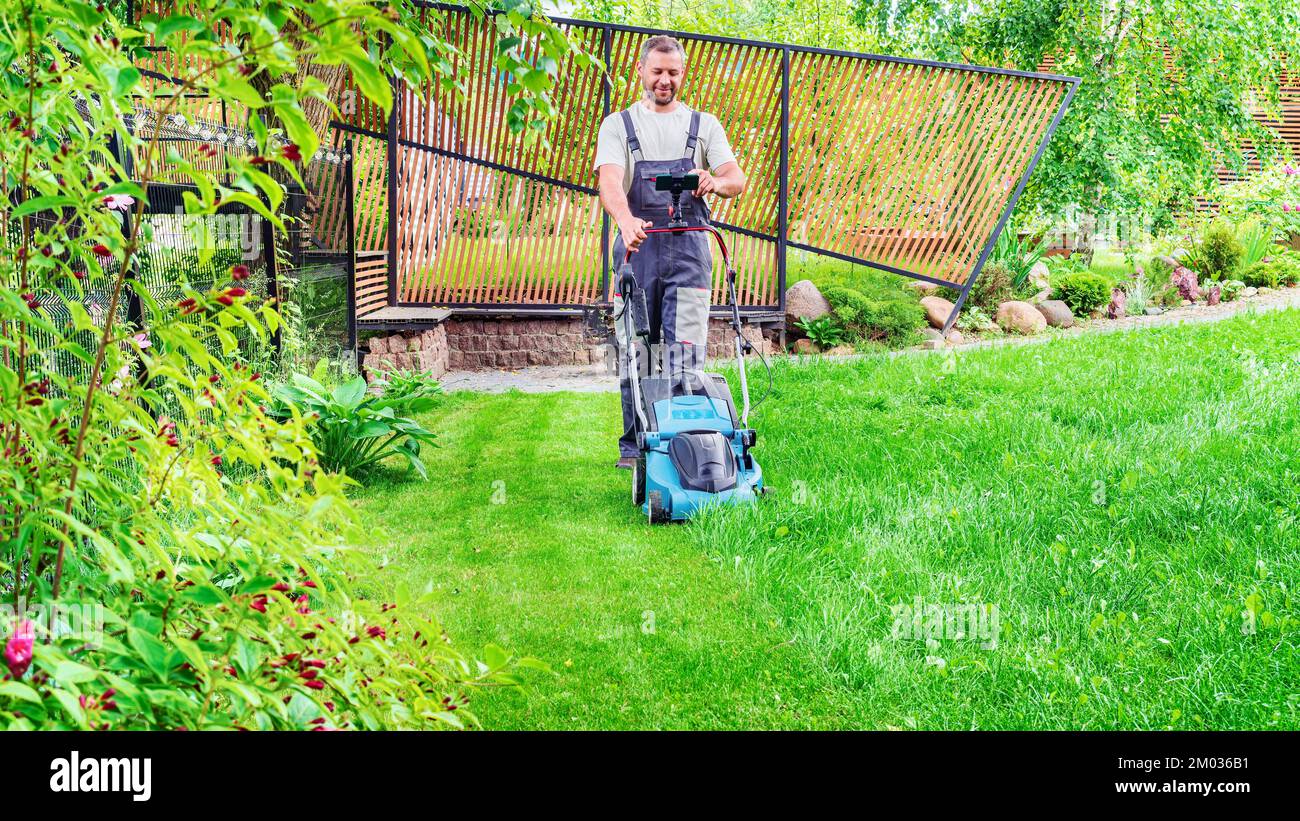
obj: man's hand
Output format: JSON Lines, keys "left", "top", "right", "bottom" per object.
{"left": 689, "top": 163, "right": 745, "bottom": 199}
{"left": 689, "top": 168, "right": 717, "bottom": 197}
{"left": 618, "top": 216, "right": 654, "bottom": 252}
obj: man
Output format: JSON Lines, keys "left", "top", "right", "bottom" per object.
{"left": 593, "top": 34, "right": 747, "bottom": 470}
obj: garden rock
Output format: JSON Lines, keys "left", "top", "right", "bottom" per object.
{"left": 784, "top": 280, "right": 831, "bottom": 326}
{"left": 919, "top": 338, "right": 944, "bottom": 350}
{"left": 920, "top": 295, "right": 955, "bottom": 329}
{"left": 945, "top": 330, "right": 963, "bottom": 345}
{"left": 792, "top": 338, "right": 818, "bottom": 355}
{"left": 1144, "top": 306, "right": 1163, "bottom": 316}
{"left": 1172, "top": 266, "right": 1200, "bottom": 301}
{"left": 1243, "top": 286, "right": 1258, "bottom": 297}
{"left": 993, "top": 300, "right": 1045, "bottom": 335}
{"left": 825, "top": 344, "right": 855, "bottom": 356}
{"left": 1028, "top": 261, "right": 1051, "bottom": 291}
{"left": 996, "top": 300, "right": 1046, "bottom": 335}
{"left": 1106, "top": 287, "right": 1127, "bottom": 319}
{"left": 1034, "top": 299, "right": 1074, "bottom": 328}
{"left": 1031, "top": 287, "right": 1053, "bottom": 303}
{"left": 922, "top": 327, "right": 944, "bottom": 341}
{"left": 910, "top": 280, "right": 940, "bottom": 296}
{"left": 1206, "top": 284, "right": 1221, "bottom": 306}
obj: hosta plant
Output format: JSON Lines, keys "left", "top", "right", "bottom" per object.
{"left": 795, "top": 315, "right": 846, "bottom": 349}
{"left": 269, "top": 373, "right": 438, "bottom": 479}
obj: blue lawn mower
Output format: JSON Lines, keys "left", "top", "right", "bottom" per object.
{"left": 616, "top": 199, "right": 769, "bottom": 523}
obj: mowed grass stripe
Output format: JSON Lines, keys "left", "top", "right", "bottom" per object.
{"left": 354, "top": 390, "right": 873, "bottom": 729}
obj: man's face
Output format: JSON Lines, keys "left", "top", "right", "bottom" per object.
{"left": 637, "top": 48, "right": 685, "bottom": 107}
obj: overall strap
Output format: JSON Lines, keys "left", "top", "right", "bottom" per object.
{"left": 683, "top": 111, "right": 702, "bottom": 160}
{"left": 619, "top": 109, "right": 645, "bottom": 163}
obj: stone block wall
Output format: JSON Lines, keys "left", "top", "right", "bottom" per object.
{"left": 361, "top": 326, "right": 448, "bottom": 381}
{"left": 444, "top": 317, "right": 606, "bottom": 370}
{"left": 362, "top": 315, "right": 780, "bottom": 378}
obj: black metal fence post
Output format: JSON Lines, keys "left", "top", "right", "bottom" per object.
{"left": 599, "top": 28, "right": 612, "bottom": 303}
{"left": 262, "top": 207, "right": 281, "bottom": 355}
{"left": 777, "top": 46, "right": 790, "bottom": 319}
{"left": 343, "top": 138, "right": 359, "bottom": 369}
{"left": 387, "top": 67, "right": 399, "bottom": 307}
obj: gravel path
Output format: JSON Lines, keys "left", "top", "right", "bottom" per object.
{"left": 439, "top": 285, "right": 1300, "bottom": 394}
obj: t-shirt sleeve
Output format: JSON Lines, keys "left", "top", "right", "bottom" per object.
{"left": 593, "top": 114, "right": 627, "bottom": 173}
{"left": 703, "top": 114, "right": 738, "bottom": 171}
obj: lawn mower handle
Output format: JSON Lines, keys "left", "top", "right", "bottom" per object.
{"left": 620, "top": 225, "right": 752, "bottom": 427}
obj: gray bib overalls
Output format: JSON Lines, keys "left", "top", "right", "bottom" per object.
{"left": 612, "top": 108, "right": 715, "bottom": 457}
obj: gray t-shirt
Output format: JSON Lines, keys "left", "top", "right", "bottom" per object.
{"left": 593, "top": 101, "right": 737, "bottom": 193}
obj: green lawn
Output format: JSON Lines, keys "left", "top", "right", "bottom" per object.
{"left": 353, "top": 309, "right": 1300, "bottom": 729}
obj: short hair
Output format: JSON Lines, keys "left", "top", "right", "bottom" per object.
{"left": 640, "top": 35, "right": 686, "bottom": 64}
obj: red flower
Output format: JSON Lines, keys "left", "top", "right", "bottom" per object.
{"left": 250, "top": 155, "right": 270, "bottom": 165}
{"left": 226, "top": 287, "right": 247, "bottom": 298}
{"left": 294, "top": 594, "right": 311, "bottom": 614}
{"left": 230, "top": 264, "right": 250, "bottom": 281}
{"left": 272, "top": 582, "right": 291, "bottom": 592}
{"left": 249, "top": 595, "right": 268, "bottom": 613}
{"left": 305, "top": 680, "right": 325, "bottom": 690}
{"left": 299, "top": 668, "right": 319, "bottom": 680}
{"left": 4, "top": 620, "right": 36, "bottom": 679}
{"left": 282, "top": 143, "right": 302, "bottom": 162}
{"left": 365, "top": 625, "right": 386, "bottom": 639}
{"left": 210, "top": 455, "right": 222, "bottom": 466}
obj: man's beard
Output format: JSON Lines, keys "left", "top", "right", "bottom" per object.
{"left": 645, "top": 81, "right": 677, "bottom": 106}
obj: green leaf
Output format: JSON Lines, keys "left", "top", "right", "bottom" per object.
{"left": 0, "top": 681, "right": 41, "bottom": 703}
{"left": 341, "top": 46, "right": 392, "bottom": 115}
{"left": 127, "top": 626, "right": 172, "bottom": 682}
{"left": 12, "top": 195, "right": 76, "bottom": 218}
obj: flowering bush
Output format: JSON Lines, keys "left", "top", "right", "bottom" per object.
{"left": 1, "top": 0, "right": 573, "bottom": 729}
{"left": 1218, "top": 163, "right": 1300, "bottom": 243}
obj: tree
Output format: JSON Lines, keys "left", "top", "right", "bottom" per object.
{"left": 852, "top": 0, "right": 1300, "bottom": 224}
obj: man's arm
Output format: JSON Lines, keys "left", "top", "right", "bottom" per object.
{"left": 598, "top": 163, "right": 654, "bottom": 253}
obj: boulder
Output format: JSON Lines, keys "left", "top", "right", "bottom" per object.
{"left": 919, "top": 295, "right": 955, "bottom": 330}
{"left": 1106, "top": 287, "right": 1127, "bottom": 319}
{"left": 1031, "top": 287, "right": 1053, "bottom": 304}
{"left": 1143, "top": 307, "right": 1163, "bottom": 316}
{"left": 792, "top": 338, "right": 818, "bottom": 355}
{"left": 1206, "top": 284, "right": 1221, "bottom": 306}
{"left": 1035, "top": 299, "right": 1074, "bottom": 328}
{"left": 784, "top": 280, "right": 832, "bottom": 326}
{"left": 1243, "top": 286, "right": 1258, "bottom": 298}
{"left": 921, "top": 327, "right": 944, "bottom": 341}
{"left": 1172, "top": 266, "right": 1200, "bottom": 301}
{"left": 824, "top": 344, "right": 855, "bottom": 356}
{"left": 910, "top": 280, "right": 940, "bottom": 296}
{"left": 1028, "top": 261, "right": 1051, "bottom": 291}
{"left": 996, "top": 300, "right": 1047, "bottom": 335}
{"left": 945, "top": 330, "right": 963, "bottom": 345}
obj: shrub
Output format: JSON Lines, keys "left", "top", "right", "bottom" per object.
{"left": 1221, "top": 279, "right": 1246, "bottom": 301}
{"left": 0, "top": 0, "right": 567, "bottom": 730}
{"left": 1242, "top": 254, "right": 1300, "bottom": 288}
{"left": 1052, "top": 271, "right": 1112, "bottom": 315}
{"left": 989, "top": 227, "right": 1051, "bottom": 290}
{"left": 823, "top": 284, "right": 926, "bottom": 347}
{"left": 1194, "top": 221, "right": 1244, "bottom": 281}
{"left": 795, "top": 315, "right": 847, "bottom": 348}
{"left": 269, "top": 374, "right": 439, "bottom": 480}
{"left": 955, "top": 305, "right": 998, "bottom": 333}
{"left": 965, "top": 262, "right": 1014, "bottom": 312}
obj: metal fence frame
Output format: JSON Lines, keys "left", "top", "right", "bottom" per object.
{"left": 367, "top": 3, "right": 1079, "bottom": 332}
